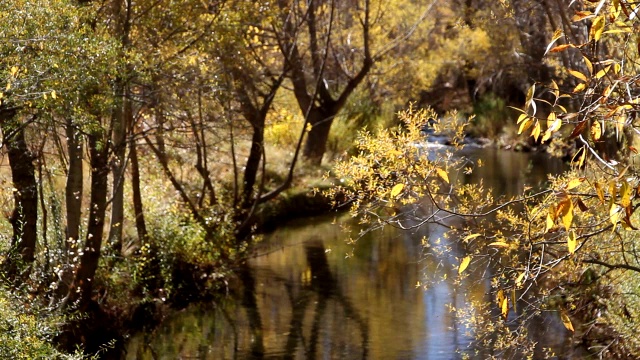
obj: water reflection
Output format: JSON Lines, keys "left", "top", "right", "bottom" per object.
{"left": 126, "top": 149, "right": 574, "bottom": 359}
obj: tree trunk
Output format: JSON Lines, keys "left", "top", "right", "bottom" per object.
{"left": 108, "top": 90, "right": 129, "bottom": 255}
{"left": 65, "top": 120, "right": 83, "bottom": 254}
{"left": 302, "top": 109, "right": 333, "bottom": 166}
{"left": 242, "top": 125, "right": 264, "bottom": 207}
{"left": 129, "top": 134, "right": 147, "bottom": 243}
{"left": 69, "top": 132, "right": 109, "bottom": 308}
{"left": 1, "top": 110, "right": 38, "bottom": 278}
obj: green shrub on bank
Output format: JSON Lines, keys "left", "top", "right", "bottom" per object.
{"left": 0, "top": 287, "right": 81, "bottom": 359}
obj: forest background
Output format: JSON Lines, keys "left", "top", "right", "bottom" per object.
{"left": 1, "top": 0, "right": 640, "bottom": 358}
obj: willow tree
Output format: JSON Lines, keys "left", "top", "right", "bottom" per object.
{"left": 331, "top": 0, "right": 640, "bottom": 357}
{"left": 0, "top": 0, "right": 113, "bottom": 279}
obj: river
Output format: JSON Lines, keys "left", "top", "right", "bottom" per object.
{"left": 126, "top": 148, "right": 584, "bottom": 359}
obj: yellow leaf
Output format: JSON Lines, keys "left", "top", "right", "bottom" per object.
{"left": 584, "top": 56, "right": 593, "bottom": 75}
{"left": 572, "top": 146, "right": 586, "bottom": 168}
{"left": 436, "top": 168, "right": 449, "bottom": 184}
{"left": 620, "top": 181, "right": 632, "bottom": 208}
{"left": 501, "top": 295, "right": 509, "bottom": 318}
{"left": 560, "top": 310, "right": 575, "bottom": 332}
{"left": 595, "top": 182, "right": 605, "bottom": 203}
{"left": 511, "top": 289, "right": 518, "bottom": 313}
{"left": 525, "top": 84, "right": 535, "bottom": 105}
{"left": 560, "top": 199, "right": 574, "bottom": 230}
{"left": 567, "top": 178, "right": 585, "bottom": 190}
{"left": 489, "top": 241, "right": 510, "bottom": 248}
{"left": 6, "top": 82, "right": 11, "bottom": 91}
{"left": 531, "top": 121, "right": 541, "bottom": 142}
{"left": 545, "top": 212, "right": 555, "bottom": 232}
{"left": 544, "top": 29, "right": 563, "bottom": 55}
{"left": 572, "top": 10, "right": 593, "bottom": 22}
{"left": 549, "top": 44, "right": 574, "bottom": 53}
{"left": 551, "top": 80, "right": 559, "bottom": 98}
{"left": 541, "top": 129, "right": 553, "bottom": 143}
{"left": 496, "top": 289, "right": 505, "bottom": 306}
{"left": 10, "top": 66, "right": 18, "bottom": 76}
{"left": 573, "top": 83, "right": 587, "bottom": 93}
{"left": 51, "top": 90, "right": 57, "bottom": 99}
{"left": 516, "top": 113, "right": 528, "bottom": 124}
{"left": 567, "top": 230, "right": 577, "bottom": 254}
{"left": 548, "top": 114, "right": 561, "bottom": 132}
{"left": 515, "top": 272, "right": 526, "bottom": 287}
{"left": 458, "top": 256, "right": 471, "bottom": 275}
{"left": 590, "top": 15, "right": 605, "bottom": 42}
{"left": 591, "top": 121, "right": 602, "bottom": 140}
{"left": 546, "top": 112, "right": 557, "bottom": 129}
{"left": 568, "top": 69, "right": 588, "bottom": 82}
{"left": 610, "top": 204, "right": 622, "bottom": 226}
{"left": 595, "top": 65, "right": 611, "bottom": 79}
{"left": 518, "top": 118, "right": 532, "bottom": 135}
{"left": 463, "top": 233, "right": 481, "bottom": 242}
{"left": 390, "top": 183, "right": 405, "bottom": 198}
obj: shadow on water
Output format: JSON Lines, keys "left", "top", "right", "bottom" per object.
{"left": 126, "top": 148, "right": 582, "bottom": 359}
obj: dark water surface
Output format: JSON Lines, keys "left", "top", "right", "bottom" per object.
{"left": 126, "top": 148, "right": 581, "bottom": 359}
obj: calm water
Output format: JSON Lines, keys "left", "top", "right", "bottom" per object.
{"left": 126, "top": 148, "right": 581, "bottom": 359}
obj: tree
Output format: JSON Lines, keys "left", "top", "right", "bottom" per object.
{"left": 330, "top": 1, "right": 640, "bottom": 355}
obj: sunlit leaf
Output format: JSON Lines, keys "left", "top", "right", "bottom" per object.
{"left": 595, "top": 65, "right": 611, "bottom": 79}
{"left": 544, "top": 29, "right": 563, "bottom": 55}
{"left": 525, "top": 84, "right": 535, "bottom": 107}
{"left": 518, "top": 118, "right": 532, "bottom": 135}
{"left": 573, "top": 83, "right": 587, "bottom": 93}
{"left": 567, "top": 230, "right": 577, "bottom": 254}
{"left": 560, "top": 310, "right": 574, "bottom": 332}
{"left": 515, "top": 271, "right": 526, "bottom": 288}
{"left": 568, "top": 69, "right": 588, "bottom": 82}
{"left": 51, "top": 90, "right": 57, "bottom": 99}
{"left": 590, "top": 15, "right": 605, "bottom": 42}
{"left": 549, "top": 44, "right": 574, "bottom": 53}
{"left": 550, "top": 80, "right": 559, "bottom": 99}
{"left": 567, "top": 178, "right": 585, "bottom": 190}
{"left": 517, "top": 113, "right": 528, "bottom": 124}
{"left": 463, "top": 233, "right": 481, "bottom": 242}
{"left": 436, "top": 168, "right": 449, "bottom": 184}
{"left": 591, "top": 122, "right": 602, "bottom": 140}
{"left": 531, "top": 121, "right": 541, "bottom": 142}
{"left": 584, "top": 56, "right": 593, "bottom": 75}
{"left": 571, "top": 146, "right": 587, "bottom": 168}
{"left": 489, "top": 241, "right": 510, "bottom": 248}
{"left": 390, "top": 183, "right": 405, "bottom": 198}
{"left": 545, "top": 212, "right": 555, "bottom": 232}
{"left": 501, "top": 296, "right": 509, "bottom": 319}
{"left": 458, "top": 256, "right": 471, "bottom": 275}
{"left": 620, "top": 181, "right": 632, "bottom": 208}
{"left": 559, "top": 199, "right": 574, "bottom": 230}
{"left": 610, "top": 204, "right": 622, "bottom": 226}
{"left": 595, "top": 182, "right": 605, "bottom": 203}
{"left": 572, "top": 10, "right": 593, "bottom": 22}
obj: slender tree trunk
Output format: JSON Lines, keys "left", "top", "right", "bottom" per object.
{"left": 1, "top": 110, "right": 38, "bottom": 278}
{"left": 129, "top": 134, "right": 147, "bottom": 243}
{"left": 65, "top": 120, "right": 83, "bottom": 254}
{"left": 68, "top": 132, "right": 110, "bottom": 308}
{"left": 108, "top": 90, "right": 129, "bottom": 254}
